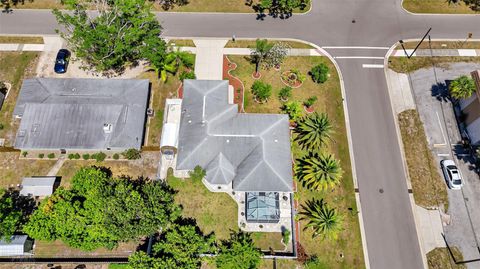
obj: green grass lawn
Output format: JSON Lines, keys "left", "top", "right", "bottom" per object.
{"left": 8, "top": 0, "right": 310, "bottom": 13}
{"left": 388, "top": 56, "right": 480, "bottom": 74}
{"left": 34, "top": 240, "right": 137, "bottom": 258}
{"left": 229, "top": 55, "right": 365, "bottom": 268}
{"left": 0, "top": 52, "right": 39, "bottom": 147}
{"left": 402, "top": 0, "right": 478, "bottom": 14}
{"left": 427, "top": 247, "right": 466, "bottom": 269}
{"left": 397, "top": 41, "right": 480, "bottom": 50}
{"left": 0, "top": 36, "right": 44, "bottom": 44}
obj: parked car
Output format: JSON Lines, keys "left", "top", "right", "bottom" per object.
{"left": 440, "top": 160, "right": 463, "bottom": 189}
{"left": 54, "top": 49, "right": 70, "bottom": 74}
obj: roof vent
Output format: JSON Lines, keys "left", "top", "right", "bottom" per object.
{"left": 103, "top": 123, "right": 112, "bottom": 134}
{"left": 274, "top": 139, "right": 278, "bottom": 143}
{"left": 71, "top": 88, "right": 76, "bottom": 92}
{"left": 226, "top": 139, "right": 230, "bottom": 143}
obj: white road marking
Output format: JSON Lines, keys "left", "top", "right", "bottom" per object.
{"left": 322, "top": 46, "right": 390, "bottom": 50}
{"left": 334, "top": 56, "right": 385, "bottom": 59}
{"left": 436, "top": 111, "right": 448, "bottom": 146}
{"left": 362, "top": 64, "right": 384, "bottom": 68}
{"left": 437, "top": 153, "right": 450, "bottom": 157}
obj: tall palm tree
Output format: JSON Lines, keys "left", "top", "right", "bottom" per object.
{"left": 295, "top": 152, "right": 342, "bottom": 191}
{"left": 149, "top": 48, "right": 194, "bottom": 82}
{"left": 250, "top": 39, "right": 274, "bottom": 75}
{"left": 300, "top": 198, "right": 343, "bottom": 240}
{"left": 295, "top": 112, "right": 333, "bottom": 151}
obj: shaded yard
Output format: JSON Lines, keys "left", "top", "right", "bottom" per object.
{"left": 229, "top": 55, "right": 365, "bottom": 268}
{"left": 398, "top": 110, "right": 448, "bottom": 209}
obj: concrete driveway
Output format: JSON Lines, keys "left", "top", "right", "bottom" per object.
{"left": 408, "top": 62, "right": 480, "bottom": 267}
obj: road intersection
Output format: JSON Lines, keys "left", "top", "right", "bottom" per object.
{"left": 1, "top": 2, "right": 479, "bottom": 268}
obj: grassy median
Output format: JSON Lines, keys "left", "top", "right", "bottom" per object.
{"left": 398, "top": 109, "right": 448, "bottom": 209}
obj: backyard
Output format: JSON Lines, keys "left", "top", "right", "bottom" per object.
{"left": 228, "top": 55, "right": 365, "bottom": 268}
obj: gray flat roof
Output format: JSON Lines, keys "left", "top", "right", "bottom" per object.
{"left": 14, "top": 78, "right": 149, "bottom": 150}
{"left": 20, "top": 177, "right": 56, "bottom": 197}
{"left": 176, "top": 80, "right": 293, "bottom": 192}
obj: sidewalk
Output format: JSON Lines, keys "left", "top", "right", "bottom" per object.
{"left": 193, "top": 39, "right": 228, "bottom": 80}
{"left": 0, "top": 43, "right": 44, "bottom": 51}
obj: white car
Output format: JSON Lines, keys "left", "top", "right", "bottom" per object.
{"left": 441, "top": 160, "right": 463, "bottom": 190}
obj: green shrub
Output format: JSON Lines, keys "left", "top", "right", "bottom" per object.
{"left": 179, "top": 70, "right": 196, "bottom": 81}
{"left": 278, "top": 86, "right": 292, "bottom": 101}
{"left": 113, "top": 153, "right": 120, "bottom": 160}
{"left": 73, "top": 153, "right": 81, "bottom": 159}
{"left": 282, "top": 101, "right": 303, "bottom": 121}
{"left": 251, "top": 80, "right": 272, "bottom": 103}
{"left": 304, "top": 96, "right": 318, "bottom": 108}
{"left": 0, "top": 123, "right": 4, "bottom": 130}
{"left": 91, "top": 152, "right": 107, "bottom": 162}
{"left": 282, "top": 229, "right": 291, "bottom": 244}
{"left": 82, "top": 153, "right": 90, "bottom": 160}
{"left": 38, "top": 153, "right": 44, "bottom": 159}
{"left": 189, "top": 165, "right": 206, "bottom": 181}
{"left": 122, "top": 148, "right": 141, "bottom": 160}
{"left": 292, "top": 69, "right": 306, "bottom": 83}
{"left": 21, "top": 151, "right": 28, "bottom": 157}
{"left": 310, "top": 63, "right": 329, "bottom": 83}
{"left": 68, "top": 154, "right": 75, "bottom": 160}
{"left": 47, "top": 153, "right": 55, "bottom": 159}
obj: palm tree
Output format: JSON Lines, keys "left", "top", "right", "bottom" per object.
{"left": 149, "top": 48, "right": 194, "bottom": 82}
{"left": 250, "top": 39, "right": 274, "bottom": 75}
{"left": 300, "top": 198, "right": 343, "bottom": 240}
{"left": 295, "top": 112, "right": 333, "bottom": 151}
{"left": 295, "top": 152, "right": 342, "bottom": 191}
{"left": 449, "top": 75, "right": 476, "bottom": 100}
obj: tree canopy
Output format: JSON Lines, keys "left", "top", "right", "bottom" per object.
{"left": 449, "top": 75, "right": 476, "bottom": 100}
{"left": 300, "top": 198, "right": 343, "bottom": 240}
{"left": 259, "top": 0, "right": 309, "bottom": 17}
{"left": 295, "top": 152, "right": 343, "bottom": 191}
{"left": 128, "top": 221, "right": 215, "bottom": 269}
{"left": 24, "top": 167, "right": 181, "bottom": 251}
{"left": 216, "top": 230, "right": 263, "bottom": 269}
{"left": 53, "top": 0, "right": 167, "bottom": 74}
{"left": 0, "top": 189, "right": 23, "bottom": 241}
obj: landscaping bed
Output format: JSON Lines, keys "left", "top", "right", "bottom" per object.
{"left": 228, "top": 55, "right": 365, "bottom": 268}
{"left": 398, "top": 109, "right": 448, "bottom": 209}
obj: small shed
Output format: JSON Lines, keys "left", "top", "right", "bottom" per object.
{"left": 160, "top": 99, "right": 182, "bottom": 156}
{"left": 20, "top": 177, "right": 56, "bottom": 197}
{"left": 0, "top": 235, "right": 32, "bottom": 256}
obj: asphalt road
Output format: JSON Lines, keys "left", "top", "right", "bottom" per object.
{"left": 1, "top": 2, "right": 480, "bottom": 268}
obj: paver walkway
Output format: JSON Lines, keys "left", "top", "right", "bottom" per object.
{"left": 193, "top": 39, "right": 228, "bottom": 80}
{"left": 46, "top": 155, "right": 66, "bottom": 176}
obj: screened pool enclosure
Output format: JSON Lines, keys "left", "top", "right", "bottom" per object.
{"left": 245, "top": 192, "right": 281, "bottom": 223}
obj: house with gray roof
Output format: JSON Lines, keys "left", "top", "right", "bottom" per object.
{"left": 13, "top": 78, "right": 149, "bottom": 151}
{"left": 20, "top": 177, "right": 57, "bottom": 197}
{"left": 173, "top": 80, "right": 294, "bottom": 227}
{"left": 0, "top": 235, "right": 33, "bottom": 257}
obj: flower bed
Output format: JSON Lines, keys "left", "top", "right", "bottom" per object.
{"left": 281, "top": 70, "right": 304, "bottom": 88}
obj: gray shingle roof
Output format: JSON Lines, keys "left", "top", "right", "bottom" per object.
{"left": 176, "top": 80, "right": 293, "bottom": 192}
{"left": 20, "top": 177, "right": 56, "bottom": 197}
{"left": 13, "top": 78, "right": 149, "bottom": 150}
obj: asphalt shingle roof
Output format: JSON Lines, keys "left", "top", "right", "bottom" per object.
{"left": 13, "top": 78, "right": 149, "bottom": 150}
{"left": 176, "top": 80, "right": 293, "bottom": 192}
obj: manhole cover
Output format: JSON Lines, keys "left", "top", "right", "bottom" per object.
{"left": 379, "top": 188, "right": 384, "bottom": 193}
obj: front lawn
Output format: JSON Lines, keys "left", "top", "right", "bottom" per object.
{"left": 229, "top": 55, "right": 365, "bottom": 268}
{"left": 0, "top": 52, "right": 40, "bottom": 146}
{"left": 427, "top": 247, "right": 466, "bottom": 269}
{"left": 0, "top": 36, "right": 44, "bottom": 44}
{"left": 402, "top": 0, "right": 478, "bottom": 14}
{"left": 9, "top": 0, "right": 310, "bottom": 13}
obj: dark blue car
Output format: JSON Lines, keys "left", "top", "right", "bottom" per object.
{"left": 54, "top": 49, "right": 70, "bottom": 74}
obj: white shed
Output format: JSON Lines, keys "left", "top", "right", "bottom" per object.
{"left": 20, "top": 177, "right": 56, "bottom": 197}
{"left": 0, "top": 235, "right": 32, "bottom": 256}
{"left": 160, "top": 99, "right": 182, "bottom": 155}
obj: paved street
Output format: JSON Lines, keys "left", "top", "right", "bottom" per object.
{"left": 1, "top": 2, "right": 480, "bottom": 268}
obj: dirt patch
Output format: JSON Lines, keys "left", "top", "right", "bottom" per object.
{"left": 398, "top": 109, "right": 449, "bottom": 209}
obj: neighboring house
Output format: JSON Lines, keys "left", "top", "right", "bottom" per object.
{"left": 173, "top": 80, "right": 293, "bottom": 228}
{"left": 13, "top": 78, "right": 150, "bottom": 152}
{"left": 459, "top": 70, "right": 480, "bottom": 144}
{"left": 0, "top": 235, "right": 33, "bottom": 257}
{"left": 19, "top": 177, "right": 56, "bottom": 197}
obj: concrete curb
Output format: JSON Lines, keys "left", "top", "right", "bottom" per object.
{"left": 384, "top": 42, "right": 428, "bottom": 269}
